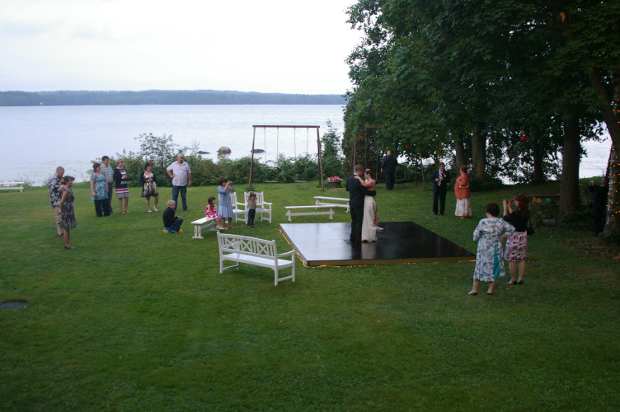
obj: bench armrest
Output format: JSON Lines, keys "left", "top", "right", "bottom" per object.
{"left": 278, "top": 250, "right": 296, "bottom": 258}
{"left": 262, "top": 202, "right": 272, "bottom": 208}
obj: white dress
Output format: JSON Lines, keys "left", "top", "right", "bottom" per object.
{"left": 361, "top": 195, "right": 377, "bottom": 242}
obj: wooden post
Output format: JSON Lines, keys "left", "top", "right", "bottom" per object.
{"left": 249, "top": 126, "right": 256, "bottom": 188}
{"left": 316, "top": 127, "right": 325, "bottom": 191}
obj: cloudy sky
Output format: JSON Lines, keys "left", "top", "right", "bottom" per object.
{"left": 0, "top": 0, "right": 360, "bottom": 94}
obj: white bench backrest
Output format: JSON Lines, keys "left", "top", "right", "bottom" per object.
{"left": 0, "top": 181, "right": 25, "bottom": 187}
{"left": 244, "top": 191, "right": 266, "bottom": 207}
{"left": 218, "top": 232, "right": 276, "bottom": 258}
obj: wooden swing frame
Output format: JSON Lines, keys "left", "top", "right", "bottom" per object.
{"left": 249, "top": 125, "right": 324, "bottom": 191}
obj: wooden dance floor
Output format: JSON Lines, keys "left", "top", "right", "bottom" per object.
{"left": 280, "top": 222, "right": 474, "bottom": 267}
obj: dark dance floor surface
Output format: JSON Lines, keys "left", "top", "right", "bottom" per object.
{"left": 280, "top": 222, "right": 475, "bottom": 267}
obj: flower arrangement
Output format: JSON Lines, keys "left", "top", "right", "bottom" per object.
{"left": 327, "top": 176, "right": 342, "bottom": 183}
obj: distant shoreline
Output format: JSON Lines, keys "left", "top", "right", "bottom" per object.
{"left": 0, "top": 90, "right": 346, "bottom": 106}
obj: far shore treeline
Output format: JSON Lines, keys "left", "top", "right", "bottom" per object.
{"left": 0, "top": 90, "right": 345, "bottom": 106}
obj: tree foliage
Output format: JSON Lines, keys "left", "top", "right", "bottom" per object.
{"left": 344, "top": 0, "right": 620, "bottom": 229}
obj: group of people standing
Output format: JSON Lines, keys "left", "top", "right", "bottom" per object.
{"left": 89, "top": 154, "right": 193, "bottom": 218}
{"left": 431, "top": 162, "right": 472, "bottom": 218}
{"left": 48, "top": 167, "right": 76, "bottom": 249}
{"left": 470, "top": 196, "right": 530, "bottom": 295}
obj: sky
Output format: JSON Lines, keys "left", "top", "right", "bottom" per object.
{"left": 0, "top": 0, "right": 361, "bottom": 94}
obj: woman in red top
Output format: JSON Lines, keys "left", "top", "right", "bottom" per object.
{"left": 454, "top": 166, "right": 472, "bottom": 218}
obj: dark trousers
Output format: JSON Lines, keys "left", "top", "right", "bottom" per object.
{"left": 166, "top": 218, "right": 184, "bottom": 233}
{"left": 247, "top": 208, "right": 256, "bottom": 226}
{"left": 105, "top": 183, "right": 113, "bottom": 214}
{"left": 94, "top": 199, "right": 109, "bottom": 217}
{"left": 385, "top": 171, "right": 395, "bottom": 190}
{"left": 433, "top": 186, "right": 447, "bottom": 215}
{"left": 350, "top": 206, "right": 364, "bottom": 243}
{"left": 171, "top": 186, "right": 188, "bottom": 210}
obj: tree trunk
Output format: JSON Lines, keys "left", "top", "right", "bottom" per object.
{"left": 591, "top": 67, "right": 620, "bottom": 236}
{"left": 532, "top": 139, "right": 545, "bottom": 184}
{"left": 471, "top": 125, "right": 486, "bottom": 179}
{"left": 603, "top": 147, "right": 620, "bottom": 237}
{"left": 590, "top": 67, "right": 620, "bottom": 155}
{"left": 559, "top": 116, "right": 581, "bottom": 218}
{"left": 455, "top": 134, "right": 466, "bottom": 170}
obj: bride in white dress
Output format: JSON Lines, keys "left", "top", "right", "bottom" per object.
{"left": 356, "top": 169, "right": 380, "bottom": 242}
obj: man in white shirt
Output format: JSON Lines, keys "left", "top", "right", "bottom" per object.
{"left": 166, "top": 154, "right": 192, "bottom": 211}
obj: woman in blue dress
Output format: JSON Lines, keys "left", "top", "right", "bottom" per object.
{"left": 469, "top": 203, "right": 515, "bottom": 296}
{"left": 90, "top": 163, "right": 109, "bottom": 217}
{"left": 216, "top": 177, "right": 234, "bottom": 230}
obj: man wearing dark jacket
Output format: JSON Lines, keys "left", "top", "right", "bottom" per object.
{"left": 347, "top": 164, "right": 375, "bottom": 244}
{"left": 381, "top": 150, "right": 397, "bottom": 190}
{"left": 432, "top": 162, "right": 450, "bottom": 215}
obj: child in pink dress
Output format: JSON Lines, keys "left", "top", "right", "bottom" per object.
{"left": 204, "top": 196, "right": 220, "bottom": 227}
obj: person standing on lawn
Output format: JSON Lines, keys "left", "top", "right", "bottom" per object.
{"left": 454, "top": 166, "right": 472, "bottom": 218}
{"left": 140, "top": 163, "right": 159, "bottom": 213}
{"left": 246, "top": 192, "right": 257, "bottom": 227}
{"left": 58, "top": 176, "right": 77, "bottom": 249}
{"left": 113, "top": 159, "right": 130, "bottom": 215}
{"left": 167, "top": 154, "right": 192, "bottom": 211}
{"left": 90, "top": 163, "right": 109, "bottom": 217}
{"left": 217, "top": 177, "right": 234, "bottom": 230}
{"left": 469, "top": 203, "right": 515, "bottom": 296}
{"left": 101, "top": 155, "right": 114, "bottom": 215}
{"left": 381, "top": 150, "right": 397, "bottom": 190}
{"left": 48, "top": 166, "right": 65, "bottom": 237}
{"left": 503, "top": 196, "right": 530, "bottom": 287}
{"left": 432, "top": 162, "right": 450, "bottom": 216}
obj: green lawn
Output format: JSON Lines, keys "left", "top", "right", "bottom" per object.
{"left": 1, "top": 182, "right": 619, "bottom": 411}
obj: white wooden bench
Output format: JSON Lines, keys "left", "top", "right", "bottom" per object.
{"left": 0, "top": 181, "right": 25, "bottom": 192}
{"left": 314, "top": 196, "right": 349, "bottom": 207}
{"left": 217, "top": 232, "right": 295, "bottom": 286}
{"left": 284, "top": 205, "right": 338, "bottom": 222}
{"left": 191, "top": 216, "right": 216, "bottom": 239}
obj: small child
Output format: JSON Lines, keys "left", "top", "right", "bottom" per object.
{"left": 247, "top": 192, "right": 257, "bottom": 227}
{"left": 204, "top": 196, "right": 221, "bottom": 228}
{"left": 205, "top": 196, "right": 218, "bottom": 219}
{"left": 163, "top": 200, "right": 183, "bottom": 234}
{"left": 469, "top": 203, "right": 515, "bottom": 296}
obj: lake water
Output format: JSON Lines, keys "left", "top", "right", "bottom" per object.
{"left": 0, "top": 105, "right": 611, "bottom": 185}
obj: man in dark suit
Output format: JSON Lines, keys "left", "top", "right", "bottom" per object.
{"left": 432, "top": 162, "right": 450, "bottom": 215}
{"left": 381, "top": 150, "right": 397, "bottom": 190}
{"left": 346, "top": 164, "right": 375, "bottom": 244}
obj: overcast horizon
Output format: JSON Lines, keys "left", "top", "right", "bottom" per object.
{"left": 0, "top": 0, "right": 360, "bottom": 94}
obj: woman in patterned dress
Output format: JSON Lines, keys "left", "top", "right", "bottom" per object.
{"left": 469, "top": 203, "right": 515, "bottom": 295}
{"left": 216, "top": 177, "right": 234, "bottom": 230}
{"left": 59, "top": 176, "right": 77, "bottom": 249}
{"left": 114, "top": 159, "right": 130, "bottom": 215}
{"left": 503, "top": 196, "right": 530, "bottom": 287}
{"left": 140, "top": 163, "right": 159, "bottom": 213}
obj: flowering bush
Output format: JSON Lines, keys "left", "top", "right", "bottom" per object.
{"left": 327, "top": 176, "right": 343, "bottom": 183}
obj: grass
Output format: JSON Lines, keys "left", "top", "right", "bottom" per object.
{"left": 0, "top": 182, "right": 619, "bottom": 411}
